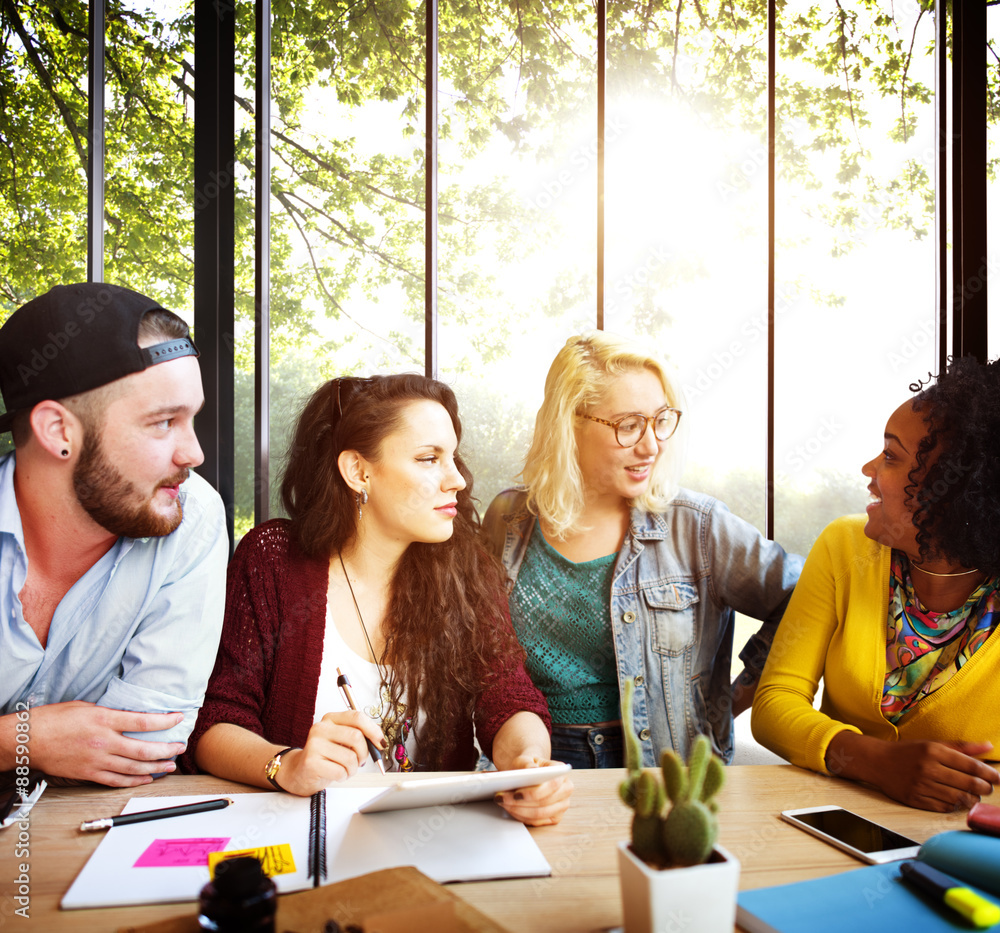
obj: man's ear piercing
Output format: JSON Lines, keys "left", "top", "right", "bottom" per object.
{"left": 61, "top": 449, "right": 69, "bottom": 458}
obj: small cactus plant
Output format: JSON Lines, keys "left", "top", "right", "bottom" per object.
{"left": 618, "top": 677, "right": 726, "bottom": 868}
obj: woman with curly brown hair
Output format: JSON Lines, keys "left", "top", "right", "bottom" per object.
{"left": 752, "top": 356, "right": 1000, "bottom": 812}
{"left": 185, "top": 374, "right": 571, "bottom": 826}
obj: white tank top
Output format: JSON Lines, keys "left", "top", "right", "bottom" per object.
{"left": 314, "top": 604, "right": 418, "bottom": 772}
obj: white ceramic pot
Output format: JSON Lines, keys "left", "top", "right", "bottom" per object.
{"left": 617, "top": 840, "right": 740, "bottom": 933}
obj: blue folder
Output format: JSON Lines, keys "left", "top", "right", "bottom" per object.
{"left": 736, "top": 831, "right": 1000, "bottom": 933}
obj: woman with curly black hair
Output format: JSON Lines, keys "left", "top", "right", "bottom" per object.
{"left": 752, "top": 356, "right": 1000, "bottom": 812}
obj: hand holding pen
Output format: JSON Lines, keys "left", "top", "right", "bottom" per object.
{"left": 250, "top": 672, "right": 387, "bottom": 797}
{"left": 260, "top": 709, "right": 383, "bottom": 797}
{"left": 336, "top": 668, "right": 386, "bottom": 774}
{"left": 267, "top": 708, "right": 387, "bottom": 797}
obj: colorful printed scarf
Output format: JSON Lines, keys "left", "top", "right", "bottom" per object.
{"left": 882, "top": 552, "right": 998, "bottom": 723}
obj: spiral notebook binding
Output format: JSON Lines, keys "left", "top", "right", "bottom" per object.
{"left": 308, "top": 790, "right": 327, "bottom": 887}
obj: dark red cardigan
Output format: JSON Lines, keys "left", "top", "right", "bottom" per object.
{"left": 182, "top": 520, "right": 550, "bottom": 773}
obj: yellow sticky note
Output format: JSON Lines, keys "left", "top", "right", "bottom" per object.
{"left": 207, "top": 844, "right": 297, "bottom": 878}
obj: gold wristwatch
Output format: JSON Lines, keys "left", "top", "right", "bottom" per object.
{"left": 264, "top": 746, "right": 297, "bottom": 790}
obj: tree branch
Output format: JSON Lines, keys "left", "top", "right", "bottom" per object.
{"left": 2, "top": 0, "right": 87, "bottom": 168}
{"left": 272, "top": 188, "right": 419, "bottom": 362}
{"left": 898, "top": 8, "right": 925, "bottom": 143}
{"left": 282, "top": 188, "right": 422, "bottom": 282}
{"left": 174, "top": 72, "right": 431, "bottom": 219}
{"left": 370, "top": 0, "right": 421, "bottom": 85}
{"left": 271, "top": 126, "right": 423, "bottom": 211}
{"left": 671, "top": 0, "right": 684, "bottom": 92}
{"left": 834, "top": 1, "right": 864, "bottom": 152}
{"left": 104, "top": 44, "right": 177, "bottom": 132}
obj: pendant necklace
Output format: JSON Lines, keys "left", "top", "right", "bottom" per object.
{"left": 337, "top": 552, "right": 413, "bottom": 770}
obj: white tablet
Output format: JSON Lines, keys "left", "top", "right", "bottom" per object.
{"left": 358, "top": 762, "right": 572, "bottom": 813}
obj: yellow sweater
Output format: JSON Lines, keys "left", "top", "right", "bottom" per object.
{"left": 751, "top": 515, "right": 1000, "bottom": 773}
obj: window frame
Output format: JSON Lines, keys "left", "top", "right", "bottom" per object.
{"left": 76, "top": 0, "right": 987, "bottom": 543}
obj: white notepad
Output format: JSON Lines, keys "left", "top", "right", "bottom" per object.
{"left": 61, "top": 788, "right": 552, "bottom": 909}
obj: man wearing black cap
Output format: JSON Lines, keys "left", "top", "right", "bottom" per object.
{"left": 0, "top": 283, "right": 227, "bottom": 787}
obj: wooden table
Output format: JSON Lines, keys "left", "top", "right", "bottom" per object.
{"left": 0, "top": 766, "right": 981, "bottom": 932}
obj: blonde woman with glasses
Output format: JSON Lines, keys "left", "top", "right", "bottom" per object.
{"left": 483, "top": 332, "right": 803, "bottom": 769}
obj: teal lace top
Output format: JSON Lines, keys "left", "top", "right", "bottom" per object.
{"left": 509, "top": 520, "right": 619, "bottom": 724}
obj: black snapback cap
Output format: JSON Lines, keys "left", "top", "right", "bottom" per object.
{"left": 0, "top": 283, "right": 199, "bottom": 434}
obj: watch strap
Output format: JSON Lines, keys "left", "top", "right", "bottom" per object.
{"left": 265, "top": 746, "right": 298, "bottom": 790}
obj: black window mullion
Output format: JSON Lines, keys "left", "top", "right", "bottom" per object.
{"left": 194, "top": 0, "right": 236, "bottom": 550}
{"left": 87, "top": 0, "right": 104, "bottom": 283}
{"left": 597, "top": 0, "right": 606, "bottom": 329}
{"left": 935, "top": 0, "right": 948, "bottom": 374}
{"left": 424, "top": 0, "right": 439, "bottom": 379}
{"left": 765, "top": 0, "right": 776, "bottom": 540}
{"left": 254, "top": 0, "right": 272, "bottom": 524}
{"left": 951, "top": 0, "right": 988, "bottom": 361}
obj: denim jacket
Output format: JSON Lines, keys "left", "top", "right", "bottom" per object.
{"left": 482, "top": 487, "right": 803, "bottom": 765}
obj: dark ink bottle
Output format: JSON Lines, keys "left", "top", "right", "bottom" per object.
{"left": 198, "top": 856, "right": 277, "bottom": 932}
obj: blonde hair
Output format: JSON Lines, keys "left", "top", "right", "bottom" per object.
{"left": 521, "top": 331, "right": 687, "bottom": 538}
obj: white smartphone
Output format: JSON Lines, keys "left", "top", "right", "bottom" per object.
{"left": 780, "top": 805, "right": 921, "bottom": 864}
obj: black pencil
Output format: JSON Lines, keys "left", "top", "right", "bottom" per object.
{"left": 79, "top": 797, "right": 233, "bottom": 832}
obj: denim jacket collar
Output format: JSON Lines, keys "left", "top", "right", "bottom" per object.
{"left": 484, "top": 485, "right": 803, "bottom": 766}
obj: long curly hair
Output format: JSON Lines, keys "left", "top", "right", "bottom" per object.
{"left": 521, "top": 331, "right": 688, "bottom": 538}
{"left": 907, "top": 356, "right": 1000, "bottom": 576}
{"left": 280, "top": 373, "right": 521, "bottom": 769}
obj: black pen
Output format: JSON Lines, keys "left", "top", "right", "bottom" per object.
{"left": 79, "top": 797, "right": 234, "bottom": 832}
{"left": 336, "top": 667, "right": 387, "bottom": 774}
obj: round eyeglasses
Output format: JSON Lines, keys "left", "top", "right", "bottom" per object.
{"left": 577, "top": 406, "right": 682, "bottom": 448}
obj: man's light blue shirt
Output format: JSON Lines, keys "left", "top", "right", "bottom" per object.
{"left": 0, "top": 452, "right": 227, "bottom": 745}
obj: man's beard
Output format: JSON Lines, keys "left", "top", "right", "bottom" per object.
{"left": 73, "top": 434, "right": 187, "bottom": 538}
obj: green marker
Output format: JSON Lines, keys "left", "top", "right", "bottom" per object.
{"left": 900, "top": 860, "right": 1000, "bottom": 929}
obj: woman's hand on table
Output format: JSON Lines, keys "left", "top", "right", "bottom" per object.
{"left": 877, "top": 740, "right": 999, "bottom": 811}
{"left": 277, "top": 711, "right": 386, "bottom": 796}
{"left": 494, "top": 754, "right": 574, "bottom": 826}
{"left": 827, "top": 732, "right": 999, "bottom": 812}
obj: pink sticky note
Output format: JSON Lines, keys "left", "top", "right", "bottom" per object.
{"left": 134, "top": 837, "right": 230, "bottom": 868}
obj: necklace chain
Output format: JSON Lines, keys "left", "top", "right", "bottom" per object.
{"left": 910, "top": 563, "right": 982, "bottom": 578}
{"left": 337, "top": 552, "right": 386, "bottom": 678}
{"left": 336, "top": 553, "right": 412, "bottom": 768}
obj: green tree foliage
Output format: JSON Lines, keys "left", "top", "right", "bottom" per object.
{"left": 2, "top": 0, "right": 944, "bottom": 322}
{"left": 1, "top": 0, "right": 198, "bottom": 308}
{"left": 0, "top": 0, "right": 960, "bottom": 535}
